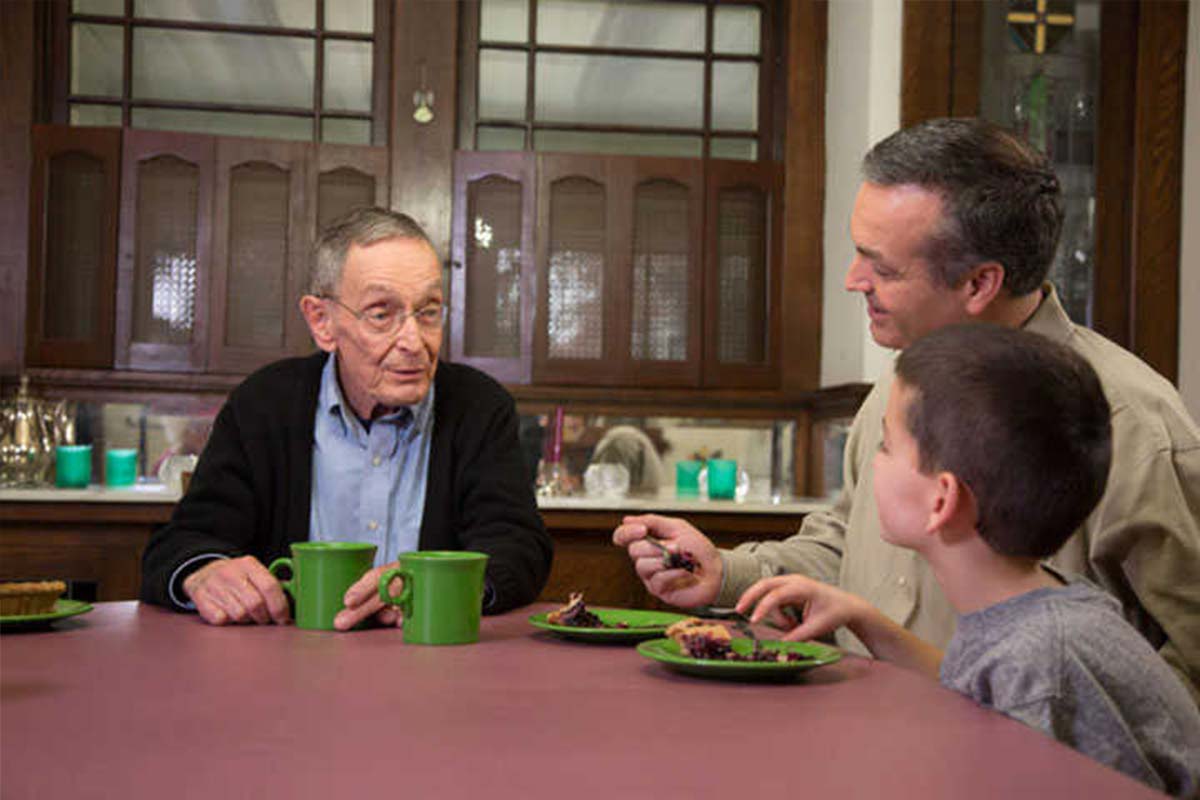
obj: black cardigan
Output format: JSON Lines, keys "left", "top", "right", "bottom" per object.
{"left": 140, "top": 354, "right": 552, "bottom": 614}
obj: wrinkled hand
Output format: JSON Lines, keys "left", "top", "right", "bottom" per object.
{"left": 735, "top": 574, "right": 868, "bottom": 643}
{"left": 334, "top": 563, "right": 405, "bottom": 631}
{"left": 182, "top": 556, "right": 290, "bottom": 626}
{"left": 612, "top": 514, "right": 721, "bottom": 608}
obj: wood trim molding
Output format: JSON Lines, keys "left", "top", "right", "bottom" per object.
{"left": 779, "top": 0, "right": 827, "bottom": 393}
{"left": 0, "top": 0, "right": 36, "bottom": 376}
{"left": 1128, "top": 0, "right": 1186, "bottom": 383}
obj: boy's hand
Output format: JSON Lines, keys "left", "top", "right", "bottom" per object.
{"left": 735, "top": 574, "right": 868, "bottom": 643}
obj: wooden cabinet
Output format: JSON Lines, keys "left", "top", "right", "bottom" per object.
{"left": 900, "top": 0, "right": 1186, "bottom": 383}
{"left": 450, "top": 151, "right": 780, "bottom": 390}
{"left": 26, "top": 124, "right": 390, "bottom": 378}
{"left": 115, "top": 130, "right": 215, "bottom": 372}
{"left": 26, "top": 125, "right": 121, "bottom": 369}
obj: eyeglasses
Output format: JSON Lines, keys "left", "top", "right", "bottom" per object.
{"left": 321, "top": 296, "right": 447, "bottom": 336}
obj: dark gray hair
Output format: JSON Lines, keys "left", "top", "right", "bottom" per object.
{"left": 862, "top": 118, "right": 1063, "bottom": 295}
{"left": 310, "top": 207, "right": 436, "bottom": 297}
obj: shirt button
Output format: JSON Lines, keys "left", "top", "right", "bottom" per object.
{"left": 372, "top": 456, "right": 382, "bottom": 467}
{"left": 367, "top": 520, "right": 379, "bottom": 531}
{"left": 898, "top": 576, "right": 908, "bottom": 587}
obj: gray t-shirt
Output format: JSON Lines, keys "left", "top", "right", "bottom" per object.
{"left": 941, "top": 579, "right": 1200, "bottom": 797}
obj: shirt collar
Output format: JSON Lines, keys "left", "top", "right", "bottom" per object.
{"left": 318, "top": 353, "right": 435, "bottom": 438}
{"left": 1022, "top": 282, "right": 1075, "bottom": 345}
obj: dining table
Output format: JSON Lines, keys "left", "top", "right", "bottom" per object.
{"left": 0, "top": 601, "right": 1164, "bottom": 799}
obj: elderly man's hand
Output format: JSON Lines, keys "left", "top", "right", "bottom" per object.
{"left": 334, "top": 563, "right": 405, "bottom": 631}
{"left": 612, "top": 514, "right": 722, "bottom": 609}
{"left": 182, "top": 556, "right": 291, "bottom": 626}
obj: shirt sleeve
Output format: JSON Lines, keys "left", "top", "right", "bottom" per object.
{"left": 714, "top": 380, "right": 887, "bottom": 606}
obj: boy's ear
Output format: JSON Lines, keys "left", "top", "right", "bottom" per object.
{"left": 926, "top": 471, "right": 979, "bottom": 539}
{"left": 962, "top": 261, "right": 1005, "bottom": 317}
{"left": 299, "top": 295, "right": 338, "bottom": 353}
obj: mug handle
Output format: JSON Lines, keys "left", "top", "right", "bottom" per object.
{"left": 267, "top": 557, "right": 294, "bottom": 599}
{"left": 378, "top": 567, "right": 412, "bottom": 616}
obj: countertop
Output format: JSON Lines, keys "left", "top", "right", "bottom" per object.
{"left": 0, "top": 484, "right": 831, "bottom": 515}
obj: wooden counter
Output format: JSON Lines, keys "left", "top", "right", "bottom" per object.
{"left": 1, "top": 488, "right": 823, "bottom": 605}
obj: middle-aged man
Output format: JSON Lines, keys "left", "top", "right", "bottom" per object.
{"left": 142, "top": 207, "right": 553, "bottom": 628}
{"left": 614, "top": 118, "right": 1200, "bottom": 703}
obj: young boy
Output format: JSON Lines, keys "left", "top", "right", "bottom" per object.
{"left": 737, "top": 323, "right": 1200, "bottom": 797}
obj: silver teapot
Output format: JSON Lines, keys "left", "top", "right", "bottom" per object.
{"left": 0, "top": 376, "right": 76, "bottom": 488}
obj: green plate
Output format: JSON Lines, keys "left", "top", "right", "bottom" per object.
{"left": 637, "top": 637, "right": 842, "bottom": 680}
{"left": 529, "top": 607, "right": 692, "bottom": 643}
{"left": 0, "top": 599, "right": 94, "bottom": 631}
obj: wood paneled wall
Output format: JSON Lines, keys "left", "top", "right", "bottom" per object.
{"left": 0, "top": 1, "right": 36, "bottom": 374}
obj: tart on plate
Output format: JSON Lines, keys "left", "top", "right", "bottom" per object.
{"left": 0, "top": 580, "right": 67, "bottom": 616}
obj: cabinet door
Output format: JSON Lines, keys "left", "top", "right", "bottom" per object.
{"left": 208, "top": 137, "right": 309, "bottom": 374}
{"left": 533, "top": 154, "right": 625, "bottom": 386}
{"left": 449, "top": 151, "right": 535, "bottom": 383}
{"left": 623, "top": 158, "right": 703, "bottom": 387}
{"left": 301, "top": 143, "right": 389, "bottom": 356}
{"left": 26, "top": 124, "right": 121, "bottom": 368}
{"left": 702, "top": 159, "right": 781, "bottom": 388}
{"left": 115, "top": 130, "right": 215, "bottom": 372}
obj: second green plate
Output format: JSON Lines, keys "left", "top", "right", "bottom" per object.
{"left": 529, "top": 607, "right": 692, "bottom": 643}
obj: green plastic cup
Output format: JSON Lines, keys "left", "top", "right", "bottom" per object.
{"left": 105, "top": 448, "right": 138, "bottom": 487}
{"left": 675, "top": 460, "right": 702, "bottom": 495}
{"left": 268, "top": 541, "right": 378, "bottom": 631}
{"left": 56, "top": 444, "right": 92, "bottom": 488}
{"left": 707, "top": 458, "right": 738, "bottom": 500}
{"left": 378, "top": 551, "right": 489, "bottom": 645}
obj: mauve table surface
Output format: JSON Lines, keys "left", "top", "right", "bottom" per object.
{"left": 1, "top": 602, "right": 1161, "bottom": 799}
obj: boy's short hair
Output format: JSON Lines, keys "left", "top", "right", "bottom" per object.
{"left": 894, "top": 323, "right": 1111, "bottom": 558}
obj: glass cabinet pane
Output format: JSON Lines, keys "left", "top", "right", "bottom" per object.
{"left": 536, "top": 54, "right": 702, "bottom": 128}
{"left": 71, "top": 23, "right": 123, "bottom": 97}
{"left": 136, "top": 0, "right": 315, "bottom": 28}
{"left": 631, "top": 179, "right": 690, "bottom": 362}
{"left": 324, "top": 40, "right": 372, "bottom": 112}
{"left": 711, "top": 62, "right": 758, "bottom": 132}
{"left": 547, "top": 177, "right": 605, "bottom": 359}
{"left": 716, "top": 187, "right": 767, "bottom": 364}
{"left": 479, "top": 49, "right": 528, "bottom": 121}
{"left": 44, "top": 152, "right": 107, "bottom": 340}
{"left": 466, "top": 176, "right": 523, "bottom": 358}
{"left": 536, "top": 0, "right": 704, "bottom": 51}
{"left": 225, "top": 162, "right": 289, "bottom": 348}
{"left": 481, "top": 0, "right": 529, "bottom": 43}
{"left": 133, "top": 29, "right": 314, "bottom": 108}
{"left": 133, "top": 156, "right": 199, "bottom": 345}
{"left": 324, "top": 0, "right": 372, "bottom": 33}
{"left": 978, "top": 0, "right": 1100, "bottom": 325}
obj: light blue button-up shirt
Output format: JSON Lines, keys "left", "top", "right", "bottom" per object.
{"left": 309, "top": 353, "right": 434, "bottom": 566}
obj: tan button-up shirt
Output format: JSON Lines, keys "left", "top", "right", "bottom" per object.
{"left": 718, "top": 287, "right": 1200, "bottom": 704}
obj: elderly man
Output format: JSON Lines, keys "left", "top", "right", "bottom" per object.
{"left": 614, "top": 118, "right": 1200, "bottom": 702}
{"left": 142, "top": 208, "right": 552, "bottom": 627}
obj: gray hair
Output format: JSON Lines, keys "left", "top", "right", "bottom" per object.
{"left": 310, "top": 207, "right": 436, "bottom": 297}
{"left": 861, "top": 118, "right": 1063, "bottom": 295}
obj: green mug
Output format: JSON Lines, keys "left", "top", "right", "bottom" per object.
{"left": 378, "top": 551, "right": 489, "bottom": 645}
{"left": 268, "top": 541, "right": 377, "bottom": 631}
{"left": 56, "top": 444, "right": 92, "bottom": 488}
{"left": 707, "top": 458, "right": 738, "bottom": 500}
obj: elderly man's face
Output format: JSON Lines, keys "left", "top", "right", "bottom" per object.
{"left": 844, "top": 182, "right": 974, "bottom": 350}
{"left": 325, "top": 237, "right": 443, "bottom": 418}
